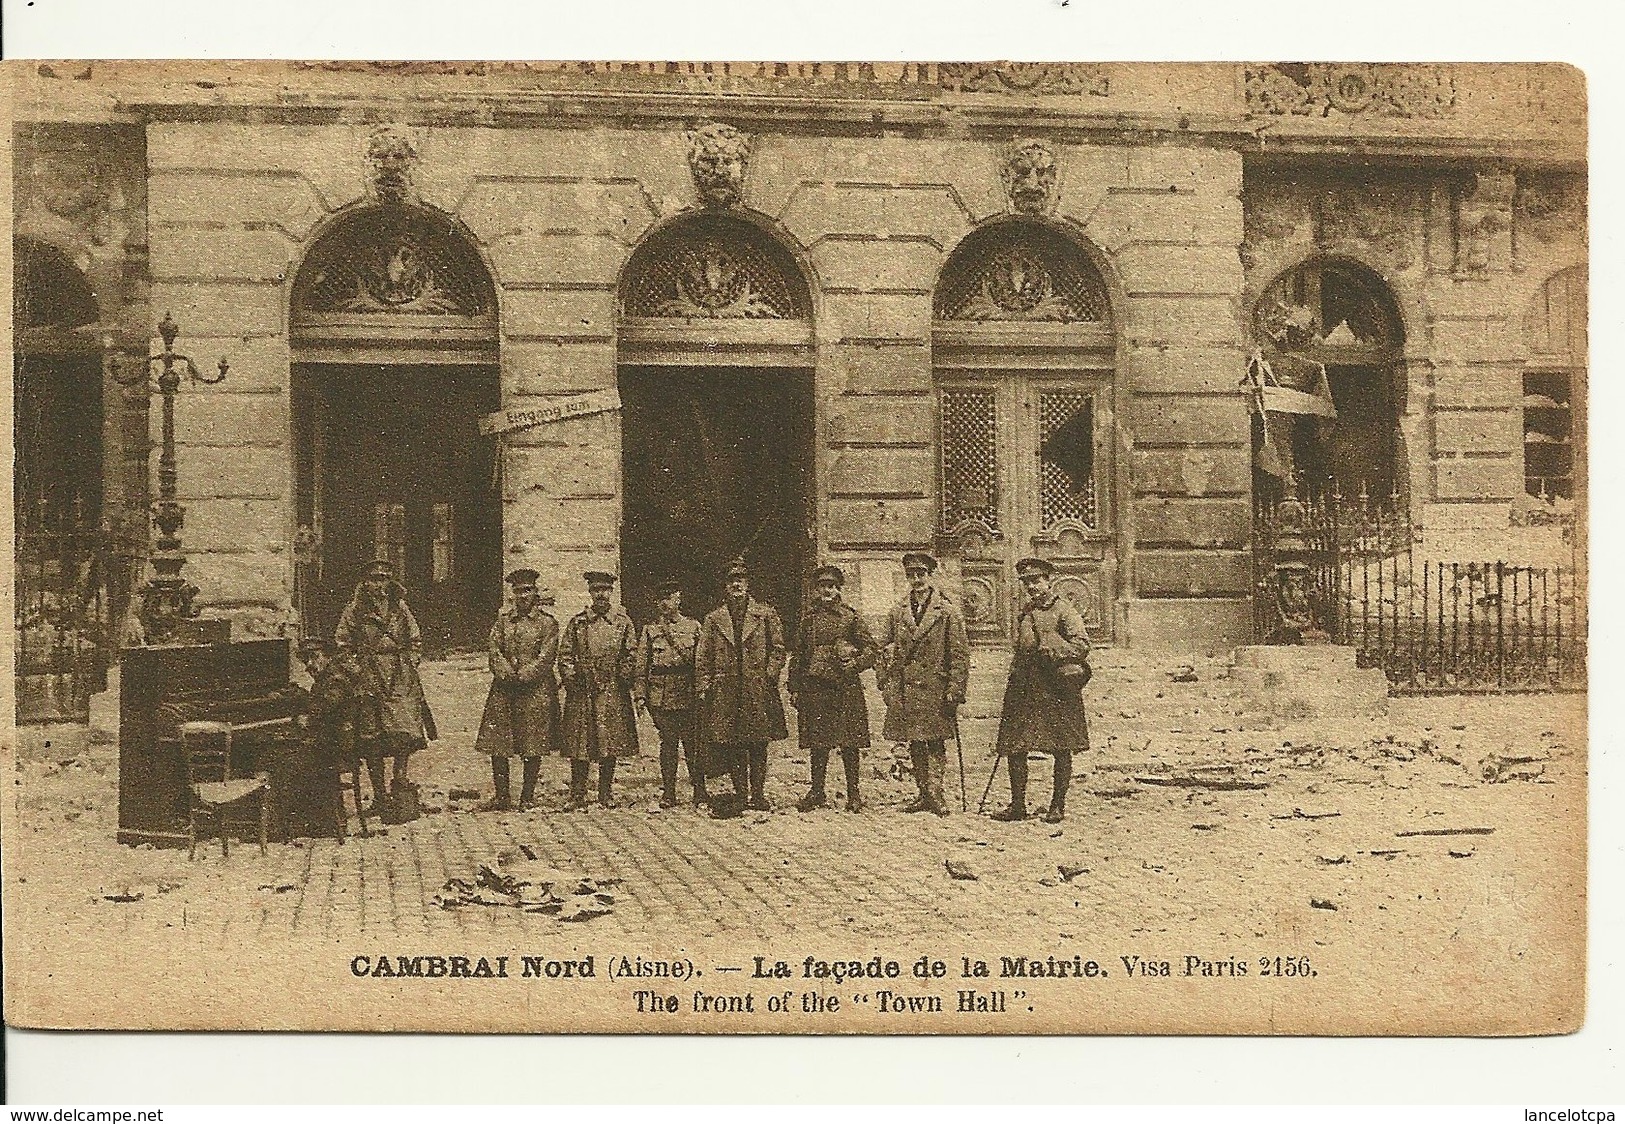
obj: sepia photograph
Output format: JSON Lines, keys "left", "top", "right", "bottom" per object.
{"left": 1, "top": 55, "right": 1590, "bottom": 1038}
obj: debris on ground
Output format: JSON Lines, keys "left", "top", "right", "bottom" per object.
{"left": 1136, "top": 775, "right": 1268, "bottom": 792}
{"left": 1310, "top": 898, "right": 1339, "bottom": 911}
{"left": 258, "top": 882, "right": 297, "bottom": 894}
{"left": 434, "top": 850, "right": 621, "bottom": 921}
{"left": 1480, "top": 752, "right": 1549, "bottom": 784}
{"left": 1448, "top": 848, "right": 1476, "bottom": 859}
{"left": 1169, "top": 665, "right": 1199, "bottom": 683}
{"left": 1317, "top": 855, "right": 1349, "bottom": 865}
{"left": 1057, "top": 863, "right": 1088, "bottom": 882}
{"left": 1395, "top": 826, "right": 1495, "bottom": 838}
{"left": 944, "top": 859, "right": 978, "bottom": 881}
{"left": 447, "top": 788, "right": 482, "bottom": 801}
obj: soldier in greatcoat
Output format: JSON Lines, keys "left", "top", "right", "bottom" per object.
{"left": 877, "top": 551, "right": 970, "bottom": 816}
{"left": 473, "top": 568, "right": 561, "bottom": 811}
{"left": 993, "top": 556, "right": 1092, "bottom": 824}
{"left": 695, "top": 558, "right": 787, "bottom": 814}
{"left": 559, "top": 571, "right": 640, "bottom": 810}
{"left": 789, "top": 564, "right": 879, "bottom": 813}
{"left": 634, "top": 578, "right": 704, "bottom": 809}
{"left": 334, "top": 558, "right": 430, "bottom": 820}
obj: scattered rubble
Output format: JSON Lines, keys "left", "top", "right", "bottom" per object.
{"left": 434, "top": 849, "right": 621, "bottom": 921}
{"left": 1480, "top": 752, "right": 1549, "bottom": 784}
{"left": 1169, "top": 665, "right": 1200, "bottom": 683}
{"left": 1057, "top": 863, "right": 1089, "bottom": 882}
{"left": 944, "top": 860, "right": 978, "bottom": 881}
{"left": 1310, "top": 898, "right": 1339, "bottom": 911}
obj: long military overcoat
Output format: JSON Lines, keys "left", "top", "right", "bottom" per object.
{"left": 789, "top": 597, "right": 878, "bottom": 751}
{"left": 695, "top": 599, "right": 788, "bottom": 745}
{"left": 995, "top": 592, "right": 1092, "bottom": 757}
{"left": 333, "top": 581, "right": 428, "bottom": 752}
{"left": 474, "top": 605, "right": 562, "bottom": 759}
{"left": 559, "top": 607, "right": 640, "bottom": 761}
{"left": 877, "top": 588, "right": 971, "bottom": 743}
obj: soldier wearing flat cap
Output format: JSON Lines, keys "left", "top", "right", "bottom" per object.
{"left": 877, "top": 551, "right": 970, "bottom": 815}
{"left": 696, "top": 557, "right": 787, "bottom": 813}
{"left": 789, "top": 564, "right": 879, "bottom": 812}
{"left": 559, "top": 570, "right": 640, "bottom": 810}
{"left": 993, "top": 556, "right": 1092, "bottom": 823}
{"left": 473, "top": 568, "right": 561, "bottom": 811}
{"left": 634, "top": 578, "right": 704, "bottom": 808}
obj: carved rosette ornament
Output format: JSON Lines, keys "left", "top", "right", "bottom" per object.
{"left": 940, "top": 62, "right": 1109, "bottom": 97}
{"left": 686, "top": 122, "right": 751, "bottom": 208}
{"left": 1001, "top": 138, "right": 1059, "bottom": 217}
{"left": 365, "top": 125, "right": 420, "bottom": 206}
{"left": 1245, "top": 64, "right": 1456, "bottom": 118}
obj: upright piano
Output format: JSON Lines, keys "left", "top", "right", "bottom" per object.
{"left": 118, "top": 639, "right": 315, "bottom": 846}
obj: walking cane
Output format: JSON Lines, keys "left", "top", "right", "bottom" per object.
{"left": 976, "top": 752, "right": 1001, "bottom": 815}
{"left": 951, "top": 713, "right": 968, "bottom": 812}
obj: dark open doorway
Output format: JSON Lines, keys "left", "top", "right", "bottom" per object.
{"left": 293, "top": 364, "right": 501, "bottom": 654}
{"left": 619, "top": 365, "right": 815, "bottom": 634}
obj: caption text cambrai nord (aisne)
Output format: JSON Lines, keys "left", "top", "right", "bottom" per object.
{"left": 348, "top": 950, "right": 1321, "bottom": 1014}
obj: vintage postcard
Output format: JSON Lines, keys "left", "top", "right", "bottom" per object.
{"left": 1, "top": 59, "right": 1587, "bottom": 1034}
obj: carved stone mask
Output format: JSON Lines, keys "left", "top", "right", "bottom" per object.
{"left": 366, "top": 126, "right": 419, "bottom": 206}
{"left": 1001, "top": 138, "right": 1059, "bottom": 216}
{"left": 687, "top": 122, "right": 750, "bottom": 208}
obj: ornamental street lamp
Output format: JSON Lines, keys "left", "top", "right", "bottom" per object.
{"left": 112, "top": 313, "right": 228, "bottom": 646}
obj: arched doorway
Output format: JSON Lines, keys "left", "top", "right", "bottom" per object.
{"left": 1250, "top": 257, "right": 1406, "bottom": 503}
{"left": 13, "top": 237, "right": 114, "bottom": 721}
{"left": 616, "top": 212, "right": 816, "bottom": 631}
{"left": 931, "top": 220, "right": 1118, "bottom": 643}
{"left": 290, "top": 206, "right": 501, "bottom": 653}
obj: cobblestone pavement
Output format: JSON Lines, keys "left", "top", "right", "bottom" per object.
{"left": 8, "top": 648, "right": 1586, "bottom": 953}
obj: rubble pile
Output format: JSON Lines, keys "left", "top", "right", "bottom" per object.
{"left": 434, "top": 847, "right": 621, "bottom": 922}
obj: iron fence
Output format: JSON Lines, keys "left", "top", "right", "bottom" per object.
{"left": 1253, "top": 493, "right": 1585, "bottom": 694}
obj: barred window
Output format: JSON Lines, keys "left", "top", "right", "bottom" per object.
{"left": 934, "top": 223, "right": 1110, "bottom": 325}
{"left": 1524, "top": 267, "right": 1585, "bottom": 501}
{"left": 1039, "top": 391, "right": 1097, "bottom": 530}
{"left": 620, "top": 213, "right": 810, "bottom": 321}
{"left": 939, "top": 389, "right": 1000, "bottom": 534}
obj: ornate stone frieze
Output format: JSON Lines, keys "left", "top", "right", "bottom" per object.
{"left": 1001, "top": 138, "right": 1059, "bottom": 217}
{"left": 654, "top": 240, "right": 781, "bottom": 318}
{"left": 1314, "top": 184, "right": 1420, "bottom": 271}
{"left": 1514, "top": 173, "right": 1587, "bottom": 247}
{"left": 1454, "top": 171, "right": 1516, "bottom": 274}
{"left": 365, "top": 125, "right": 420, "bottom": 206}
{"left": 1241, "top": 188, "right": 1312, "bottom": 271}
{"left": 939, "top": 62, "right": 1109, "bottom": 97}
{"left": 686, "top": 122, "right": 751, "bottom": 209}
{"left": 1245, "top": 64, "right": 1456, "bottom": 118}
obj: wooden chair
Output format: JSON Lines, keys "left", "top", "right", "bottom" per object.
{"left": 179, "top": 720, "right": 272, "bottom": 860}
{"left": 333, "top": 756, "right": 374, "bottom": 844}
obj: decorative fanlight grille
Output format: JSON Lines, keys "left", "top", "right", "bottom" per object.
{"left": 621, "top": 215, "right": 810, "bottom": 321}
{"left": 935, "top": 224, "right": 1110, "bottom": 324}
{"left": 292, "top": 207, "right": 495, "bottom": 322}
{"left": 940, "top": 389, "right": 1000, "bottom": 534}
{"left": 14, "top": 239, "right": 98, "bottom": 330}
{"left": 1039, "top": 391, "right": 1098, "bottom": 529}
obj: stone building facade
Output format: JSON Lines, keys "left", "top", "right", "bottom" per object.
{"left": 9, "top": 62, "right": 1588, "bottom": 661}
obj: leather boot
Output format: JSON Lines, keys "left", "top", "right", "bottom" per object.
{"left": 1045, "top": 752, "right": 1072, "bottom": 823}
{"left": 902, "top": 742, "right": 930, "bottom": 812}
{"left": 927, "top": 743, "right": 950, "bottom": 816}
{"left": 659, "top": 733, "right": 680, "bottom": 808}
{"left": 519, "top": 756, "right": 541, "bottom": 809}
{"left": 364, "top": 756, "right": 388, "bottom": 813}
{"left": 797, "top": 748, "right": 829, "bottom": 812}
{"left": 482, "top": 757, "right": 512, "bottom": 811}
{"left": 567, "top": 760, "right": 590, "bottom": 811}
{"left": 598, "top": 759, "right": 617, "bottom": 807}
{"left": 686, "top": 743, "right": 709, "bottom": 807}
{"left": 746, "top": 743, "right": 770, "bottom": 811}
{"left": 840, "top": 748, "right": 863, "bottom": 813}
{"left": 993, "top": 753, "right": 1029, "bottom": 822}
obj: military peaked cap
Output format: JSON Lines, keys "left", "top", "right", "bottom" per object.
{"left": 900, "top": 551, "right": 938, "bottom": 574}
{"left": 1015, "top": 556, "right": 1056, "bottom": 578}
{"left": 812, "top": 564, "right": 845, "bottom": 587}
